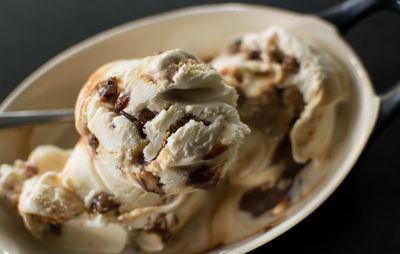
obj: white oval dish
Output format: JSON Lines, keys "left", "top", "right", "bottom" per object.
{"left": 0, "top": 3, "right": 379, "bottom": 254}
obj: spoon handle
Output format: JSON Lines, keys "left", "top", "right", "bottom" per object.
{"left": 0, "top": 109, "right": 74, "bottom": 129}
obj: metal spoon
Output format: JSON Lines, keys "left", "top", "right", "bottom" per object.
{"left": 0, "top": 109, "right": 74, "bottom": 129}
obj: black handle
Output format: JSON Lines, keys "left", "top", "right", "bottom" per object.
{"left": 320, "top": 0, "right": 400, "bottom": 136}
{"left": 374, "top": 81, "right": 400, "bottom": 135}
{"left": 319, "top": 0, "right": 399, "bottom": 33}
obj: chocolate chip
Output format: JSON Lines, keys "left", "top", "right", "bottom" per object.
{"left": 187, "top": 165, "right": 221, "bottom": 189}
{"left": 227, "top": 38, "right": 242, "bottom": 54}
{"left": 48, "top": 223, "right": 62, "bottom": 236}
{"left": 90, "top": 192, "right": 119, "bottom": 214}
{"left": 248, "top": 49, "right": 262, "bottom": 60}
{"left": 114, "top": 94, "right": 130, "bottom": 112}
{"left": 204, "top": 143, "right": 228, "bottom": 160}
{"left": 268, "top": 45, "right": 285, "bottom": 64}
{"left": 239, "top": 185, "right": 287, "bottom": 217}
{"left": 24, "top": 164, "right": 38, "bottom": 178}
{"left": 283, "top": 56, "right": 300, "bottom": 73}
{"left": 144, "top": 213, "right": 172, "bottom": 243}
{"left": 88, "top": 134, "right": 99, "bottom": 154}
{"left": 98, "top": 77, "right": 119, "bottom": 103}
{"left": 137, "top": 169, "right": 164, "bottom": 194}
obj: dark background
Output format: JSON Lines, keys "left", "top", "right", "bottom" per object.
{"left": 1, "top": 1, "right": 400, "bottom": 253}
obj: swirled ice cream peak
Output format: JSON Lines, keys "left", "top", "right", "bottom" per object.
{"left": 76, "top": 49, "right": 249, "bottom": 195}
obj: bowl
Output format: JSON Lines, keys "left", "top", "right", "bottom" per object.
{"left": 0, "top": 3, "right": 378, "bottom": 254}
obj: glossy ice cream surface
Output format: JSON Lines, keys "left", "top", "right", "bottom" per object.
{"left": 0, "top": 27, "right": 347, "bottom": 253}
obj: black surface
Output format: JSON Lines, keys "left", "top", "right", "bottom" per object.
{"left": 1, "top": 1, "right": 400, "bottom": 253}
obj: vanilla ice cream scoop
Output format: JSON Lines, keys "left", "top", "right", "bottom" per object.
{"left": 0, "top": 49, "right": 248, "bottom": 253}
{"left": 75, "top": 49, "right": 249, "bottom": 195}
{"left": 205, "top": 27, "right": 348, "bottom": 246}
{"left": 212, "top": 26, "right": 347, "bottom": 187}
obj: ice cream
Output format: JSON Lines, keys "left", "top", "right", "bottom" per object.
{"left": 0, "top": 27, "right": 348, "bottom": 254}
{"left": 76, "top": 49, "right": 249, "bottom": 195}
{"left": 206, "top": 26, "right": 347, "bottom": 245}
{"left": 0, "top": 49, "right": 249, "bottom": 253}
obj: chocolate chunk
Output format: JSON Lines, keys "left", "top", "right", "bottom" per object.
{"left": 134, "top": 152, "right": 146, "bottom": 165}
{"left": 88, "top": 134, "right": 99, "bottom": 154}
{"left": 283, "top": 56, "right": 300, "bottom": 73}
{"left": 144, "top": 213, "right": 172, "bottom": 243}
{"left": 240, "top": 139, "right": 304, "bottom": 217}
{"left": 268, "top": 44, "right": 300, "bottom": 72}
{"left": 236, "top": 87, "right": 246, "bottom": 107}
{"left": 136, "top": 109, "right": 156, "bottom": 138}
{"left": 98, "top": 77, "right": 119, "bottom": 103}
{"left": 248, "top": 49, "right": 262, "bottom": 60}
{"left": 187, "top": 165, "right": 221, "bottom": 189}
{"left": 227, "top": 38, "right": 242, "bottom": 54}
{"left": 204, "top": 143, "right": 228, "bottom": 160}
{"left": 239, "top": 185, "right": 287, "bottom": 217}
{"left": 24, "top": 164, "right": 38, "bottom": 178}
{"left": 90, "top": 192, "right": 119, "bottom": 214}
{"left": 268, "top": 45, "right": 285, "bottom": 64}
{"left": 48, "top": 223, "right": 62, "bottom": 236}
{"left": 121, "top": 111, "right": 135, "bottom": 122}
{"left": 121, "top": 109, "right": 156, "bottom": 138}
{"left": 137, "top": 169, "right": 164, "bottom": 194}
{"left": 201, "top": 119, "right": 211, "bottom": 126}
{"left": 282, "top": 85, "right": 304, "bottom": 119}
{"left": 137, "top": 109, "right": 156, "bottom": 128}
{"left": 114, "top": 94, "right": 130, "bottom": 112}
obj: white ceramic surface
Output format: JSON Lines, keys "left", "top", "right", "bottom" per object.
{"left": 0, "top": 3, "right": 379, "bottom": 254}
